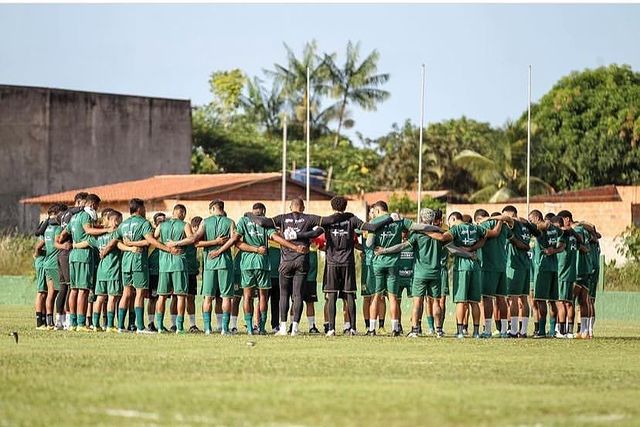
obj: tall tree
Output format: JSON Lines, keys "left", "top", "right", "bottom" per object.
{"left": 323, "top": 41, "right": 390, "bottom": 190}
{"left": 208, "top": 69, "right": 247, "bottom": 128}
{"left": 240, "top": 77, "right": 285, "bottom": 136}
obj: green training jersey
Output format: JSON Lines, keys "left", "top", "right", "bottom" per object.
{"left": 397, "top": 246, "right": 414, "bottom": 281}
{"left": 557, "top": 231, "right": 577, "bottom": 283}
{"left": 448, "top": 223, "right": 485, "bottom": 271}
{"left": 88, "top": 231, "right": 121, "bottom": 281}
{"left": 408, "top": 232, "right": 441, "bottom": 279}
{"left": 371, "top": 215, "right": 413, "bottom": 268}
{"left": 506, "top": 221, "right": 532, "bottom": 271}
{"left": 477, "top": 219, "right": 510, "bottom": 272}
{"left": 573, "top": 225, "right": 593, "bottom": 277}
{"left": 532, "top": 225, "right": 562, "bottom": 273}
{"left": 116, "top": 214, "right": 153, "bottom": 273}
{"left": 236, "top": 215, "right": 276, "bottom": 271}
{"left": 360, "top": 234, "right": 374, "bottom": 266}
{"left": 43, "top": 224, "right": 62, "bottom": 269}
{"left": 66, "top": 211, "right": 93, "bottom": 263}
{"left": 307, "top": 250, "right": 318, "bottom": 282}
{"left": 268, "top": 246, "right": 280, "bottom": 278}
{"left": 148, "top": 248, "right": 159, "bottom": 275}
{"left": 158, "top": 218, "right": 187, "bottom": 273}
{"left": 202, "top": 215, "right": 234, "bottom": 271}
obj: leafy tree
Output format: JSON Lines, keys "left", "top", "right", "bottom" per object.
{"left": 208, "top": 69, "right": 247, "bottom": 127}
{"left": 529, "top": 64, "right": 640, "bottom": 190}
{"left": 191, "top": 146, "right": 219, "bottom": 174}
{"left": 240, "top": 77, "right": 285, "bottom": 136}
{"left": 387, "top": 193, "right": 445, "bottom": 217}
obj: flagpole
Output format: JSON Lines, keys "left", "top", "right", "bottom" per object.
{"left": 526, "top": 65, "right": 532, "bottom": 215}
{"left": 282, "top": 114, "right": 287, "bottom": 215}
{"left": 306, "top": 66, "right": 311, "bottom": 206}
{"left": 417, "top": 64, "right": 425, "bottom": 217}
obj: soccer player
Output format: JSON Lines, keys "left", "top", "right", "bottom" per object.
{"left": 502, "top": 205, "right": 537, "bottom": 338}
{"left": 396, "top": 231, "right": 414, "bottom": 335}
{"left": 235, "top": 203, "right": 307, "bottom": 335}
{"left": 42, "top": 204, "right": 67, "bottom": 329}
{"left": 146, "top": 212, "right": 166, "bottom": 332}
{"left": 152, "top": 204, "right": 193, "bottom": 334}
{"left": 442, "top": 211, "right": 486, "bottom": 339}
{"left": 304, "top": 237, "right": 322, "bottom": 334}
{"left": 57, "top": 194, "right": 105, "bottom": 331}
{"left": 550, "top": 215, "right": 578, "bottom": 338}
{"left": 185, "top": 216, "right": 203, "bottom": 333}
{"left": 33, "top": 235, "right": 47, "bottom": 329}
{"left": 246, "top": 198, "right": 350, "bottom": 336}
{"left": 267, "top": 245, "right": 282, "bottom": 332}
{"left": 528, "top": 210, "right": 565, "bottom": 338}
{"left": 116, "top": 198, "right": 179, "bottom": 333}
{"left": 474, "top": 209, "right": 513, "bottom": 338}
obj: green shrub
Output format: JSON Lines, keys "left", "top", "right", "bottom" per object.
{"left": 605, "top": 261, "right": 640, "bottom": 292}
{"left": 388, "top": 193, "right": 446, "bottom": 217}
{"left": 0, "top": 231, "right": 38, "bottom": 276}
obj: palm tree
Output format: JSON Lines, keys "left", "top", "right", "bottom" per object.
{"left": 240, "top": 77, "right": 286, "bottom": 136}
{"left": 453, "top": 121, "right": 554, "bottom": 202}
{"left": 323, "top": 41, "right": 390, "bottom": 190}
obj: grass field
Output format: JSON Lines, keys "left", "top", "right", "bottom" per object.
{"left": 1, "top": 305, "right": 640, "bottom": 426}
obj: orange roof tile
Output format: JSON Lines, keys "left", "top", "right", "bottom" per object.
{"left": 21, "top": 173, "right": 292, "bottom": 204}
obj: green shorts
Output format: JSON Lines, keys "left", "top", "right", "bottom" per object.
{"left": 481, "top": 271, "right": 507, "bottom": 297}
{"left": 241, "top": 269, "right": 270, "bottom": 289}
{"left": 412, "top": 276, "right": 441, "bottom": 298}
{"left": 202, "top": 269, "right": 234, "bottom": 298}
{"left": 35, "top": 265, "right": 47, "bottom": 293}
{"left": 397, "top": 278, "right": 413, "bottom": 299}
{"left": 373, "top": 265, "right": 397, "bottom": 295}
{"left": 441, "top": 269, "right": 449, "bottom": 296}
{"left": 158, "top": 271, "right": 188, "bottom": 295}
{"left": 506, "top": 268, "right": 529, "bottom": 296}
{"left": 122, "top": 270, "right": 149, "bottom": 289}
{"left": 361, "top": 264, "right": 374, "bottom": 296}
{"left": 70, "top": 262, "right": 93, "bottom": 290}
{"left": 534, "top": 270, "right": 557, "bottom": 301}
{"left": 452, "top": 269, "right": 481, "bottom": 303}
{"left": 44, "top": 268, "right": 60, "bottom": 291}
{"left": 95, "top": 280, "right": 122, "bottom": 296}
{"left": 557, "top": 280, "right": 573, "bottom": 302}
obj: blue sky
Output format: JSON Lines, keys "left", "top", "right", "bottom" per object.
{"left": 1, "top": 4, "right": 639, "bottom": 140}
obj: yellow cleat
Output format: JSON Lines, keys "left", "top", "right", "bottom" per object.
{"left": 78, "top": 326, "right": 93, "bottom": 332}
{"left": 377, "top": 327, "right": 387, "bottom": 336}
{"left": 92, "top": 326, "right": 104, "bottom": 332}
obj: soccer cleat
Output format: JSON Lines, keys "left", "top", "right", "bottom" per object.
{"left": 231, "top": 328, "right": 238, "bottom": 335}
{"left": 259, "top": 330, "right": 267, "bottom": 336}
{"left": 204, "top": 329, "right": 212, "bottom": 335}
{"left": 46, "top": 325, "right": 55, "bottom": 331}
{"left": 343, "top": 328, "right": 350, "bottom": 335}
{"left": 565, "top": 333, "right": 575, "bottom": 339}
{"left": 347, "top": 329, "right": 357, "bottom": 336}
{"left": 472, "top": 332, "right": 480, "bottom": 339}
{"left": 456, "top": 333, "right": 465, "bottom": 339}
{"left": 507, "top": 333, "right": 519, "bottom": 339}
{"left": 491, "top": 330, "right": 501, "bottom": 338}
{"left": 147, "top": 324, "right": 158, "bottom": 333}
{"left": 377, "top": 327, "right": 387, "bottom": 336}
{"left": 407, "top": 331, "right": 419, "bottom": 338}
{"left": 175, "top": 329, "right": 186, "bottom": 335}
{"left": 392, "top": 329, "right": 401, "bottom": 337}
{"left": 462, "top": 327, "right": 469, "bottom": 336}
{"left": 436, "top": 331, "right": 444, "bottom": 338}
{"left": 366, "top": 330, "right": 376, "bottom": 336}
{"left": 54, "top": 323, "right": 65, "bottom": 331}
{"left": 117, "top": 328, "right": 130, "bottom": 334}
{"left": 398, "top": 325, "right": 404, "bottom": 334}
{"left": 275, "top": 328, "right": 288, "bottom": 336}
{"left": 78, "top": 326, "right": 93, "bottom": 332}
{"left": 479, "top": 332, "right": 492, "bottom": 339}
{"left": 92, "top": 326, "right": 104, "bottom": 332}
{"left": 426, "top": 329, "right": 435, "bottom": 336}
{"left": 532, "top": 332, "right": 546, "bottom": 339}
{"left": 189, "top": 325, "right": 201, "bottom": 334}
{"left": 128, "top": 324, "right": 137, "bottom": 332}
{"left": 326, "top": 329, "right": 336, "bottom": 337}
{"left": 170, "top": 325, "right": 177, "bottom": 333}
{"left": 136, "top": 329, "right": 154, "bottom": 335}
{"left": 287, "top": 324, "right": 293, "bottom": 334}
{"left": 290, "top": 329, "right": 298, "bottom": 337}
{"left": 309, "top": 326, "right": 320, "bottom": 334}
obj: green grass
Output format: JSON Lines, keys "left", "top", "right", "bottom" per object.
{"left": 0, "top": 231, "right": 37, "bottom": 276}
{"left": 1, "top": 305, "right": 640, "bottom": 426}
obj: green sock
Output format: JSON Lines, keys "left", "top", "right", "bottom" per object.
{"left": 245, "top": 314, "right": 254, "bottom": 335}
{"left": 176, "top": 315, "right": 184, "bottom": 332}
{"left": 77, "top": 314, "right": 86, "bottom": 327}
{"left": 222, "top": 312, "right": 230, "bottom": 333}
{"left": 128, "top": 309, "right": 136, "bottom": 329}
{"left": 549, "top": 317, "right": 556, "bottom": 336}
{"left": 260, "top": 311, "right": 268, "bottom": 332}
{"left": 107, "top": 311, "right": 115, "bottom": 328}
{"left": 70, "top": 313, "right": 78, "bottom": 327}
{"left": 92, "top": 312, "right": 100, "bottom": 329}
{"left": 135, "top": 307, "right": 144, "bottom": 331}
{"left": 203, "top": 312, "right": 212, "bottom": 332}
{"left": 155, "top": 312, "right": 164, "bottom": 331}
{"left": 540, "top": 318, "right": 547, "bottom": 335}
{"left": 118, "top": 308, "right": 127, "bottom": 329}
{"left": 427, "top": 316, "right": 435, "bottom": 330}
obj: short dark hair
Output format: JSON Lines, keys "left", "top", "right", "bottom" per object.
{"left": 330, "top": 196, "right": 348, "bottom": 212}
{"left": 290, "top": 198, "right": 304, "bottom": 210}
{"left": 448, "top": 211, "right": 463, "bottom": 221}
{"left": 209, "top": 199, "right": 224, "bottom": 211}
{"left": 502, "top": 205, "right": 518, "bottom": 215}
{"left": 529, "top": 210, "right": 543, "bottom": 221}
{"left": 371, "top": 200, "right": 388, "bottom": 212}
{"left": 462, "top": 214, "right": 473, "bottom": 224}
{"left": 86, "top": 193, "right": 101, "bottom": 205}
{"left": 174, "top": 204, "right": 187, "bottom": 215}
{"left": 474, "top": 209, "right": 489, "bottom": 220}
{"left": 252, "top": 202, "right": 266, "bottom": 211}
{"left": 108, "top": 210, "right": 123, "bottom": 221}
{"left": 74, "top": 192, "right": 88, "bottom": 203}
{"left": 47, "top": 204, "right": 62, "bottom": 216}
{"left": 129, "top": 198, "right": 145, "bottom": 214}
{"left": 153, "top": 212, "right": 166, "bottom": 225}
{"left": 190, "top": 216, "right": 203, "bottom": 228}
{"left": 57, "top": 203, "right": 68, "bottom": 213}
{"left": 544, "top": 212, "right": 555, "bottom": 221}
{"left": 557, "top": 210, "right": 573, "bottom": 221}
{"left": 550, "top": 216, "right": 564, "bottom": 227}
{"left": 434, "top": 209, "right": 443, "bottom": 221}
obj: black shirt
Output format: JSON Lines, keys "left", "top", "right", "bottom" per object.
{"left": 324, "top": 216, "right": 364, "bottom": 266}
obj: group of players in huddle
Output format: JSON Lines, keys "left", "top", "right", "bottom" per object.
{"left": 32, "top": 191, "right": 601, "bottom": 339}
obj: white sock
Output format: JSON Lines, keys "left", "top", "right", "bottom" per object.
{"left": 520, "top": 317, "right": 529, "bottom": 335}
{"left": 510, "top": 317, "right": 518, "bottom": 335}
{"left": 484, "top": 319, "right": 492, "bottom": 334}
{"left": 307, "top": 316, "right": 315, "bottom": 328}
{"left": 216, "top": 314, "right": 223, "bottom": 330}
{"left": 344, "top": 322, "right": 351, "bottom": 330}
{"left": 391, "top": 319, "right": 399, "bottom": 332}
{"left": 189, "top": 314, "right": 196, "bottom": 327}
{"left": 292, "top": 321, "right": 299, "bottom": 333}
{"left": 501, "top": 319, "right": 508, "bottom": 334}
{"left": 279, "top": 321, "right": 287, "bottom": 331}
{"left": 589, "top": 317, "right": 595, "bottom": 334}
{"left": 230, "top": 316, "right": 238, "bottom": 329}
{"left": 581, "top": 318, "right": 588, "bottom": 333}
{"left": 369, "top": 319, "right": 377, "bottom": 331}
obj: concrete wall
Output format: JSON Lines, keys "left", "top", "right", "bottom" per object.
{"left": 0, "top": 85, "right": 192, "bottom": 231}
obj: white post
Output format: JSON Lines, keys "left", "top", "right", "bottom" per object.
{"left": 526, "top": 65, "right": 532, "bottom": 216}
{"left": 417, "top": 64, "right": 426, "bottom": 217}
{"left": 282, "top": 114, "right": 287, "bottom": 215}
{"left": 306, "top": 66, "right": 311, "bottom": 206}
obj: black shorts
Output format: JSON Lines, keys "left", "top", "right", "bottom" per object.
{"left": 279, "top": 258, "right": 308, "bottom": 278}
{"left": 323, "top": 264, "right": 357, "bottom": 293}
{"left": 58, "top": 253, "right": 70, "bottom": 285}
{"left": 303, "top": 281, "right": 318, "bottom": 303}
{"left": 188, "top": 274, "right": 198, "bottom": 296}
{"left": 149, "top": 274, "right": 159, "bottom": 297}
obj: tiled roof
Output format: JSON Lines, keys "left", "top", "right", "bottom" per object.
{"left": 21, "top": 173, "right": 293, "bottom": 204}
{"left": 507, "top": 185, "right": 622, "bottom": 203}
{"left": 347, "top": 190, "right": 450, "bottom": 205}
